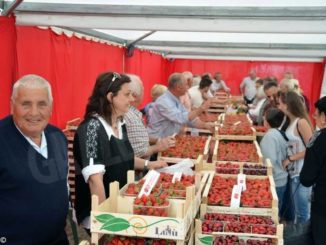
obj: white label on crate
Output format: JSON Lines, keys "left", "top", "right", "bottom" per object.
{"left": 237, "top": 173, "right": 246, "bottom": 191}
{"left": 190, "top": 128, "right": 199, "bottom": 136}
{"left": 233, "top": 121, "right": 241, "bottom": 126}
{"left": 230, "top": 185, "right": 242, "bottom": 208}
{"left": 172, "top": 172, "right": 182, "bottom": 183}
{"left": 138, "top": 170, "right": 160, "bottom": 198}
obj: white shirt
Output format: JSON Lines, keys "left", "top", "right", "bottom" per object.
{"left": 15, "top": 124, "right": 48, "bottom": 158}
{"left": 188, "top": 85, "right": 204, "bottom": 108}
{"left": 208, "top": 79, "right": 230, "bottom": 97}
{"left": 240, "top": 76, "right": 257, "bottom": 100}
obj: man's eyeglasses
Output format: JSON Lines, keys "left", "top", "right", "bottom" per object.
{"left": 106, "top": 72, "right": 121, "bottom": 94}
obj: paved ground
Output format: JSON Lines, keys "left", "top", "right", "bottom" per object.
{"left": 66, "top": 218, "right": 90, "bottom": 245}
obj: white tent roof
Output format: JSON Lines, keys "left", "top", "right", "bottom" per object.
{"left": 3, "top": 0, "right": 326, "bottom": 61}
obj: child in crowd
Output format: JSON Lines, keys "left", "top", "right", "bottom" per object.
{"left": 260, "top": 107, "right": 288, "bottom": 215}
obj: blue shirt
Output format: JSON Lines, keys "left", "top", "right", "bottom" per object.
{"left": 147, "top": 90, "right": 193, "bottom": 138}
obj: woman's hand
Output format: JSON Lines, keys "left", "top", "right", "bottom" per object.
{"left": 148, "top": 160, "right": 168, "bottom": 170}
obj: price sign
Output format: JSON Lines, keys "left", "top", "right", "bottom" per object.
{"left": 138, "top": 170, "right": 160, "bottom": 198}
{"left": 230, "top": 185, "right": 242, "bottom": 208}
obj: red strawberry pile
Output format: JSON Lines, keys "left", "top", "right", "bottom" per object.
{"left": 105, "top": 236, "right": 176, "bottom": 245}
{"left": 202, "top": 213, "right": 276, "bottom": 235}
{"left": 213, "top": 236, "right": 276, "bottom": 245}
{"left": 207, "top": 175, "right": 272, "bottom": 208}
{"left": 216, "top": 162, "right": 240, "bottom": 174}
{"left": 223, "top": 114, "right": 251, "bottom": 126}
{"left": 215, "top": 162, "right": 267, "bottom": 176}
{"left": 217, "top": 141, "right": 259, "bottom": 162}
{"left": 133, "top": 194, "right": 169, "bottom": 217}
{"left": 243, "top": 164, "right": 267, "bottom": 176}
{"left": 124, "top": 173, "right": 195, "bottom": 198}
{"left": 253, "top": 125, "right": 268, "bottom": 133}
{"left": 218, "top": 124, "right": 253, "bottom": 135}
{"left": 161, "top": 135, "right": 207, "bottom": 159}
{"left": 199, "top": 112, "right": 219, "bottom": 122}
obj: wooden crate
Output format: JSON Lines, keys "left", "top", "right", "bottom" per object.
{"left": 212, "top": 140, "right": 263, "bottom": 164}
{"left": 207, "top": 108, "right": 226, "bottom": 114}
{"left": 195, "top": 206, "right": 283, "bottom": 243}
{"left": 201, "top": 173, "right": 278, "bottom": 216}
{"left": 120, "top": 170, "right": 207, "bottom": 219}
{"left": 91, "top": 181, "right": 200, "bottom": 244}
{"left": 184, "top": 127, "right": 214, "bottom": 137}
{"left": 195, "top": 228, "right": 283, "bottom": 245}
{"left": 158, "top": 136, "right": 211, "bottom": 164}
{"left": 196, "top": 157, "right": 272, "bottom": 177}
{"left": 216, "top": 126, "right": 256, "bottom": 141}
{"left": 86, "top": 221, "right": 194, "bottom": 245}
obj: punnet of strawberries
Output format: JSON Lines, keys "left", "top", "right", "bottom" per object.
{"left": 161, "top": 135, "right": 206, "bottom": 159}
{"left": 202, "top": 213, "right": 276, "bottom": 235}
{"left": 133, "top": 193, "right": 169, "bottom": 217}
{"left": 217, "top": 141, "right": 259, "bottom": 162}
{"left": 218, "top": 124, "right": 253, "bottom": 136}
{"left": 212, "top": 235, "right": 277, "bottom": 245}
{"left": 124, "top": 173, "right": 195, "bottom": 198}
{"left": 104, "top": 235, "right": 176, "bottom": 245}
{"left": 207, "top": 175, "right": 272, "bottom": 208}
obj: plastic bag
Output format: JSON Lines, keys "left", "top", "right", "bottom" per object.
{"left": 156, "top": 158, "right": 194, "bottom": 175}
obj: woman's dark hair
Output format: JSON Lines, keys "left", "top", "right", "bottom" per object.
{"left": 199, "top": 77, "right": 213, "bottom": 90}
{"left": 315, "top": 96, "right": 326, "bottom": 115}
{"left": 84, "top": 72, "right": 131, "bottom": 125}
{"left": 279, "top": 91, "right": 312, "bottom": 128}
{"left": 265, "top": 107, "right": 285, "bottom": 128}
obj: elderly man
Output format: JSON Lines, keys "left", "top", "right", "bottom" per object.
{"left": 208, "top": 72, "right": 230, "bottom": 97}
{"left": 179, "top": 71, "right": 193, "bottom": 112}
{"left": 240, "top": 69, "right": 259, "bottom": 104}
{"left": 148, "top": 73, "right": 211, "bottom": 138}
{"left": 124, "top": 74, "right": 175, "bottom": 159}
{"left": 0, "top": 75, "right": 69, "bottom": 244}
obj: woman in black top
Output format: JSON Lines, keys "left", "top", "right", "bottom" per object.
{"left": 73, "top": 72, "right": 167, "bottom": 230}
{"left": 300, "top": 96, "right": 326, "bottom": 245}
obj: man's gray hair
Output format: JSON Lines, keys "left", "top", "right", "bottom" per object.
{"left": 182, "top": 71, "right": 193, "bottom": 81}
{"left": 168, "top": 73, "right": 184, "bottom": 89}
{"left": 126, "top": 74, "right": 143, "bottom": 96}
{"left": 11, "top": 74, "right": 53, "bottom": 104}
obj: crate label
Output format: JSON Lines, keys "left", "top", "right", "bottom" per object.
{"left": 237, "top": 173, "right": 246, "bottom": 191}
{"left": 230, "top": 185, "right": 242, "bottom": 208}
{"left": 138, "top": 170, "right": 160, "bottom": 197}
{"left": 172, "top": 172, "right": 182, "bottom": 183}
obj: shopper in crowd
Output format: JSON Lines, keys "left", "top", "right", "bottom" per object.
{"left": 0, "top": 75, "right": 69, "bottom": 244}
{"left": 147, "top": 73, "right": 212, "bottom": 138}
{"left": 240, "top": 69, "right": 259, "bottom": 104}
{"left": 180, "top": 71, "right": 193, "bottom": 112}
{"left": 260, "top": 108, "right": 288, "bottom": 214}
{"left": 280, "top": 78, "right": 310, "bottom": 112}
{"left": 124, "top": 74, "right": 175, "bottom": 159}
{"left": 192, "top": 75, "right": 201, "bottom": 86}
{"left": 278, "top": 91, "right": 313, "bottom": 224}
{"left": 256, "top": 80, "right": 279, "bottom": 125}
{"left": 207, "top": 72, "right": 230, "bottom": 97}
{"left": 188, "top": 76, "right": 212, "bottom": 109}
{"left": 248, "top": 79, "right": 267, "bottom": 124}
{"left": 142, "top": 84, "right": 167, "bottom": 124}
{"left": 300, "top": 96, "right": 326, "bottom": 245}
{"left": 73, "top": 72, "right": 167, "bottom": 232}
